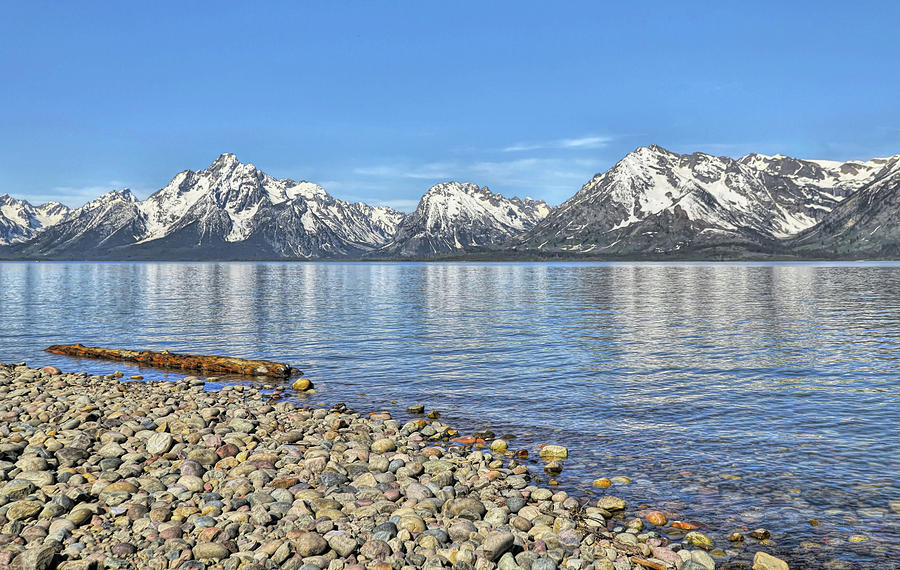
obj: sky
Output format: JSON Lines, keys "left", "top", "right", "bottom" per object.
{"left": 1, "top": 1, "right": 899, "bottom": 210}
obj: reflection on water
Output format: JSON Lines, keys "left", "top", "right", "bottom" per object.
{"left": 1, "top": 261, "right": 899, "bottom": 568}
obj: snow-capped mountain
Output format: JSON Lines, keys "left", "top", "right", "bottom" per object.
{"left": 0, "top": 194, "right": 71, "bottom": 244}
{"left": 13, "top": 154, "right": 405, "bottom": 259}
{"left": 789, "top": 155, "right": 900, "bottom": 256}
{"left": 7, "top": 147, "right": 900, "bottom": 260}
{"left": 517, "top": 145, "right": 896, "bottom": 256}
{"left": 376, "top": 182, "right": 550, "bottom": 257}
{"left": 15, "top": 190, "right": 146, "bottom": 258}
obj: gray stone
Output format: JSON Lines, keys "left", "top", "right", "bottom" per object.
{"left": 532, "top": 558, "right": 558, "bottom": 570}
{"left": 11, "top": 544, "right": 57, "bottom": 570}
{"left": 498, "top": 552, "right": 525, "bottom": 570}
{"left": 327, "top": 533, "right": 357, "bottom": 557}
{"left": 295, "top": 532, "right": 327, "bottom": 557}
{"left": 146, "top": 433, "right": 173, "bottom": 455}
{"left": 691, "top": 549, "right": 716, "bottom": 570}
{"left": 482, "top": 531, "right": 515, "bottom": 561}
{"left": 193, "top": 542, "right": 229, "bottom": 560}
{"left": 0, "top": 480, "right": 35, "bottom": 500}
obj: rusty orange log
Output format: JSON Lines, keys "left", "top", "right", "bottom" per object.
{"left": 45, "top": 344, "right": 296, "bottom": 378}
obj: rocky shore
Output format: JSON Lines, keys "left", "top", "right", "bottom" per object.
{"left": 0, "top": 363, "right": 789, "bottom": 570}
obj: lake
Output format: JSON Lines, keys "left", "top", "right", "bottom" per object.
{"left": 1, "top": 261, "right": 898, "bottom": 568}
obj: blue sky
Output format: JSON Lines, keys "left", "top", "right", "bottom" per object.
{"left": 2, "top": 1, "right": 898, "bottom": 210}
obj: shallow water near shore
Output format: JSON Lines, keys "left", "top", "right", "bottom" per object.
{"left": 1, "top": 261, "right": 899, "bottom": 568}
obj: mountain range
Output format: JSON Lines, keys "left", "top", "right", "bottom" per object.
{"left": 1, "top": 147, "right": 898, "bottom": 260}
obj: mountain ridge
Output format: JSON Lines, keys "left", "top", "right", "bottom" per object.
{"left": 3, "top": 147, "right": 900, "bottom": 260}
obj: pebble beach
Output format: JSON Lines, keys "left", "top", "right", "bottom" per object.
{"left": 0, "top": 362, "right": 791, "bottom": 570}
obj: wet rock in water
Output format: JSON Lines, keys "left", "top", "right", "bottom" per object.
{"left": 292, "top": 377, "right": 312, "bottom": 391}
{"left": 729, "top": 532, "right": 745, "bottom": 542}
{"left": 646, "top": 511, "right": 667, "bottom": 526}
{"left": 539, "top": 445, "right": 568, "bottom": 459}
{"left": 407, "top": 404, "right": 425, "bottom": 414}
{"left": 684, "top": 531, "right": 713, "bottom": 549}
{"left": 691, "top": 549, "right": 716, "bottom": 570}
{"left": 491, "top": 439, "right": 509, "bottom": 453}
{"left": 750, "top": 528, "right": 771, "bottom": 540}
{"left": 593, "top": 477, "right": 613, "bottom": 488}
{"left": 753, "top": 551, "right": 790, "bottom": 570}
{"left": 544, "top": 460, "right": 563, "bottom": 474}
{"left": 596, "top": 496, "right": 626, "bottom": 511}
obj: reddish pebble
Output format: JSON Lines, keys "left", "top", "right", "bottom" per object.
{"left": 159, "top": 527, "right": 183, "bottom": 540}
{"left": 216, "top": 443, "right": 239, "bottom": 458}
{"left": 383, "top": 489, "right": 401, "bottom": 501}
{"left": 42, "top": 366, "right": 61, "bottom": 375}
{"left": 647, "top": 511, "right": 668, "bottom": 526}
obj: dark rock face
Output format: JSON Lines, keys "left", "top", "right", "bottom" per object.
{"left": 789, "top": 158, "right": 900, "bottom": 257}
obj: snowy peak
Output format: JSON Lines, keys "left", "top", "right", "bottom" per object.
{"left": 10, "top": 154, "right": 405, "bottom": 259}
{"left": 416, "top": 182, "right": 549, "bottom": 230}
{"left": 520, "top": 145, "right": 898, "bottom": 255}
{"left": 78, "top": 189, "right": 139, "bottom": 212}
{"left": 0, "top": 194, "right": 73, "bottom": 244}
{"left": 138, "top": 154, "right": 337, "bottom": 243}
{"left": 377, "top": 181, "right": 550, "bottom": 257}
{"left": 208, "top": 152, "right": 241, "bottom": 172}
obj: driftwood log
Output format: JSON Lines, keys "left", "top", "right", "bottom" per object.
{"left": 45, "top": 344, "right": 295, "bottom": 378}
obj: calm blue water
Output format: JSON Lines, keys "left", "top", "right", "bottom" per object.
{"left": 1, "top": 262, "right": 898, "bottom": 568}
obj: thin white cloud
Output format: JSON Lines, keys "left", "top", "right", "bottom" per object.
{"left": 503, "top": 135, "right": 613, "bottom": 152}
{"left": 372, "top": 199, "right": 420, "bottom": 212}
{"left": 354, "top": 162, "right": 454, "bottom": 180}
{"left": 559, "top": 136, "right": 613, "bottom": 148}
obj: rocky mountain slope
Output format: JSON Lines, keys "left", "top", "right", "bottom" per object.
{"left": 0, "top": 194, "right": 70, "bottom": 245}
{"left": 376, "top": 182, "right": 550, "bottom": 257}
{"left": 788, "top": 156, "right": 900, "bottom": 257}
{"left": 516, "top": 145, "right": 894, "bottom": 256}
{"left": 11, "top": 155, "right": 404, "bottom": 259}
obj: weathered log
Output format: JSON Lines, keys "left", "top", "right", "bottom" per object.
{"left": 45, "top": 344, "right": 296, "bottom": 378}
